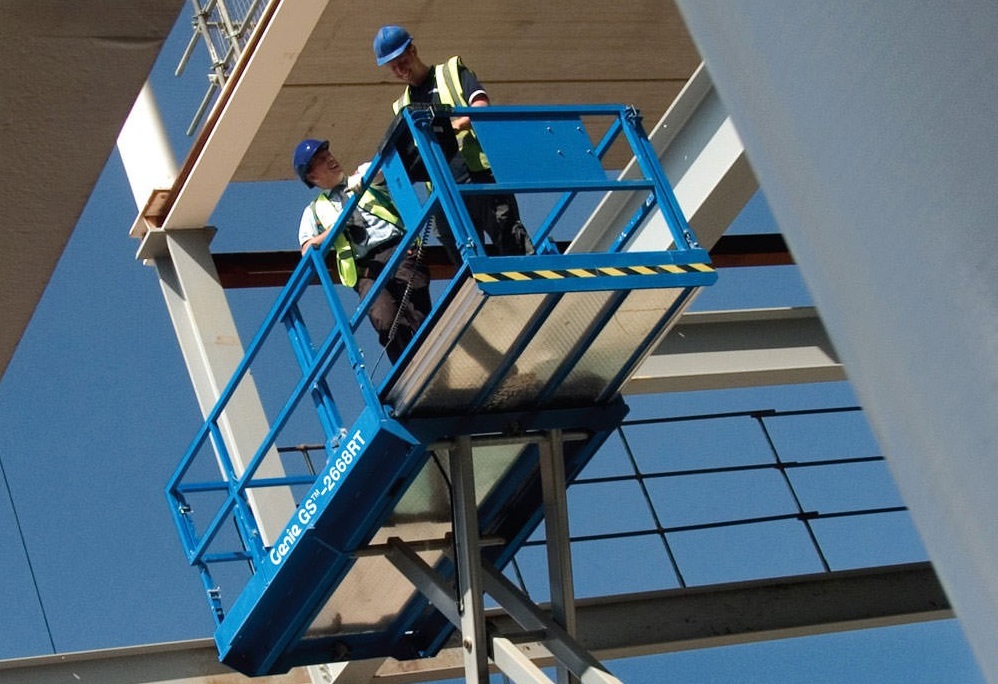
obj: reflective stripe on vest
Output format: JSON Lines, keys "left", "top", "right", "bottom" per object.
{"left": 393, "top": 56, "right": 490, "bottom": 172}
{"left": 359, "top": 185, "right": 403, "bottom": 227}
{"left": 311, "top": 189, "right": 403, "bottom": 287}
{"left": 311, "top": 195, "right": 357, "bottom": 287}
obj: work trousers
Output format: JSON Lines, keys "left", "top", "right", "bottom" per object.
{"left": 434, "top": 168, "right": 535, "bottom": 264}
{"left": 355, "top": 241, "right": 431, "bottom": 363}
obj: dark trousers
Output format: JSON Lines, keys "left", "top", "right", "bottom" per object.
{"left": 355, "top": 242, "right": 431, "bottom": 363}
{"left": 435, "top": 168, "right": 535, "bottom": 264}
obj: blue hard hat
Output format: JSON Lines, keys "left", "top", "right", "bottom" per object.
{"left": 373, "top": 25, "right": 412, "bottom": 66}
{"left": 293, "top": 138, "right": 328, "bottom": 187}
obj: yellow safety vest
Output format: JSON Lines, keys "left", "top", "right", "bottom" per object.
{"left": 393, "top": 56, "right": 490, "bottom": 172}
{"left": 311, "top": 186, "right": 403, "bottom": 288}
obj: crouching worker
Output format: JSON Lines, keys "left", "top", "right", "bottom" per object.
{"left": 293, "top": 138, "right": 431, "bottom": 363}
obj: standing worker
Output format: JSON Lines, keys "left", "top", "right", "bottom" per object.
{"left": 294, "top": 138, "right": 431, "bottom": 363}
{"left": 372, "top": 25, "right": 535, "bottom": 263}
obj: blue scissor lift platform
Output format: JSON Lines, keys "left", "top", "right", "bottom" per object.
{"left": 166, "top": 103, "right": 716, "bottom": 680}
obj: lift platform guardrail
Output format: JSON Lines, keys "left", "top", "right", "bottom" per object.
{"left": 165, "top": 103, "right": 716, "bottom": 676}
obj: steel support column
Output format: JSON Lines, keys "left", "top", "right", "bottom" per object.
{"left": 539, "top": 429, "right": 579, "bottom": 684}
{"left": 449, "top": 436, "right": 490, "bottom": 682}
{"left": 154, "top": 228, "right": 295, "bottom": 545}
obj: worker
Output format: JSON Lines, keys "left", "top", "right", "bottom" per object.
{"left": 293, "top": 138, "right": 431, "bottom": 363}
{"left": 372, "top": 24, "right": 535, "bottom": 263}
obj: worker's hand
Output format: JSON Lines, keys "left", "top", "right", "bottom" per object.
{"left": 346, "top": 162, "right": 372, "bottom": 194}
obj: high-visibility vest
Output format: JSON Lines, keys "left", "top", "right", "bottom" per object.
{"left": 393, "top": 56, "right": 490, "bottom": 172}
{"left": 311, "top": 186, "right": 403, "bottom": 287}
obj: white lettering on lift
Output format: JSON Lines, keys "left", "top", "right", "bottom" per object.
{"left": 269, "top": 429, "right": 368, "bottom": 566}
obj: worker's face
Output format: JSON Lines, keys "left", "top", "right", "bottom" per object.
{"left": 306, "top": 148, "right": 345, "bottom": 189}
{"left": 386, "top": 45, "right": 425, "bottom": 86}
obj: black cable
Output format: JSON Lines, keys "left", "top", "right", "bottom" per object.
{"left": 430, "top": 448, "right": 453, "bottom": 492}
{"left": 386, "top": 220, "right": 432, "bottom": 350}
{"left": 373, "top": 220, "right": 434, "bottom": 375}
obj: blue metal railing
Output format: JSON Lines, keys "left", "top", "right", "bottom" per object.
{"left": 165, "top": 103, "right": 716, "bottom": 636}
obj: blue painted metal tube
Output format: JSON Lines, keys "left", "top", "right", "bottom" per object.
{"left": 189, "top": 490, "right": 238, "bottom": 563}
{"left": 448, "top": 103, "right": 634, "bottom": 119}
{"left": 231, "top": 327, "right": 353, "bottom": 493}
{"left": 275, "top": 256, "right": 322, "bottom": 322}
{"left": 306, "top": 246, "right": 350, "bottom": 338}
{"left": 206, "top": 420, "right": 265, "bottom": 568}
{"left": 169, "top": 490, "right": 201, "bottom": 565}
{"left": 617, "top": 108, "right": 695, "bottom": 249}
{"left": 455, "top": 179, "right": 656, "bottom": 195}
{"left": 174, "top": 473, "right": 318, "bottom": 493}
{"left": 592, "top": 112, "right": 626, "bottom": 158}
{"left": 310, "top": 245, "right": 384, "bottom": 412}
{"left": 203, "top": 551, "right": 254, "bottom": 564}
{"left": 168, "top": 250, "right": 324, "bottom": 494}
{"left": 195, "top": 560, "right": 225, "bottom": 626}
{"left": 609, "top": 194, "right": 658, "bottom": 252}
{"left": 169, "top": 138, "right": 426, "bottom": 572}
{"left": 180, "top": 306, "right": 355, "bottom": 568}
{"left": 202, "top": 550, "right": 254, "bottom": 563}
{"left": 403, "top": 106, "right": 487, "bottom": 258}
{"left": 283, "top": 308, "right": 333, "bottom": 421}
{"left": 283, "top": 303, "right": 348, "bottom": 446}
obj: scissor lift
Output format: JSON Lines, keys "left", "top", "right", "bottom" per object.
{"left": 166, "top": 103, "right": 716, "bottom": 680}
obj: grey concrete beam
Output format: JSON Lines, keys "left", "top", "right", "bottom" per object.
{"left": 628, "top": 307, "right": 844, "bottom": 394}
{"left": 374, "top": 562, "right": 950, "bottom": 682}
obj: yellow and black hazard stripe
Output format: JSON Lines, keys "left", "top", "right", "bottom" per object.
{"left": 473, "top": 262, "right": 714, "bottom": 283}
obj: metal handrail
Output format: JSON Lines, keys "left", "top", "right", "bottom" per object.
{"left": 176, "top": 0, "right": 267, "bottom": 135}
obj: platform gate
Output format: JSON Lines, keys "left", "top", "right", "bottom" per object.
{"left": 165, "top": 103, "right": 716, "bottom": 679}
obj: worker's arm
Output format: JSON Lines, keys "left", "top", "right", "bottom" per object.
{"left": 301, "top": 227, "right": 334, "bottom": 255}
{"left": 451, "top": 96, "right": 488, "bottom": 132}
{"left": 299, "top": 202, "right": 337, "bottom": 255}
{"left": 451, "top": 61, "right": 490, "bottom": 132}
{"left": 346, "top": 161, "right": 383, "bottom": 193}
